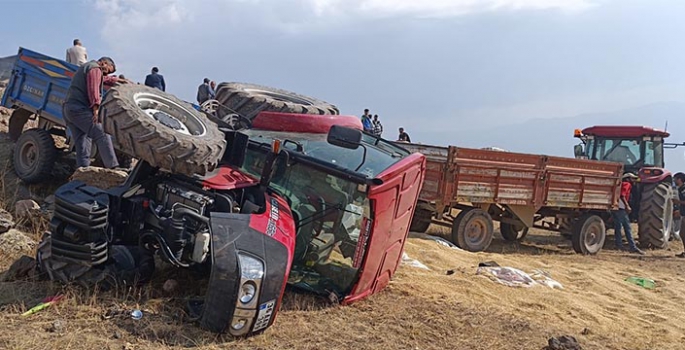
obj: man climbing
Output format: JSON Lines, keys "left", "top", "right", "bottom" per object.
{"left": 613, "top": 172, "right": 644, "bottom": 255}
{"left": 63, "top": 57, "right": 125, "bottom": 169}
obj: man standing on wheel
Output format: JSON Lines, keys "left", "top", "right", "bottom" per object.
{"left": 613, "top": 172, "right": 644, "bottom": 255}
{"left": 63, "top": 57, "right": 123, "bottom": 169}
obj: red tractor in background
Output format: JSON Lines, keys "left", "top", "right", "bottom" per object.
{"left": 573, "top": 126, "right": 679, "bottom": 248}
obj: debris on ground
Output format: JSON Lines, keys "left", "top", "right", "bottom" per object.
{"left": 46, "top": 319, "right": 66, "bottom": 333}
{"left": 163, "top": 279, "right": 179, "bottom": 293}
{"left": 22, "top": 295, "right": 64, "bottom": 317}
{"left": 476, "top": 265, "right": 563, "bottom": 289}
{"left": 625, "top": 276, "right": 656, "bottom": 289}
{"left": 401, "top": 252, "right": 430, "bottom": 270}
{"left": 70, "top": 166, "right": 128, "bottom": 189}
{"left": 14, "top": 199, "right": 40, "bottom": 219}
{"left": 543, "top": 335, "right": 582, "bottom": 350}
{"left": 408, "top": 232, "right": 464, "bottom": 250}
{"left": 0, "top": 208, "right": 14, "bottom": 234}
{"left": 0, "top": 229, "right": 37, "bottom": 255}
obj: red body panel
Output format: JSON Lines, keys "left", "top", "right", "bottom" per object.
{"left": 248, "top": 192, "right": 297, "bottom": 318}
{"left": 202, "top": 165, "right": 259, "bottom": 190}
{"left": 343, "top": 153, "right": 426, "bottom": 304}
{"left": 638, "top": 167, "right": 672, "bottom": 184}
{"left": 582, "top": 125, "right": 670, "bottom": 138}
{"left": 252, "top": 111, "right": 362, "bottom": 134}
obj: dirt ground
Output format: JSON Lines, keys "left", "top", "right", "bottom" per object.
{"left": 1, "top": 107, "right": 685, "bottom": 350}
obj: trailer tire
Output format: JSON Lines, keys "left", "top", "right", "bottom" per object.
{"left": 638, "top": 182, "right": 673, "bottom": 249}
{"left": 214, "top": 82, "right": 339, "bottom": 121}
{"left": 451, "top": 208, "right": 494, "bottom": 252}
{"left": 13, "top": 129, "right": 57, "bottom": 184}
{"left": 101, "top": 85, "right": 226, "bottom": 176}
{"left": 9, "top": 109, "right": 33, "bottom": 142}
{"left": 500, "top": 223, "right": 529, "bottom": 242}
{"left": 409, "top": 203, "right": 433, "bottom": 233}
{"left": 571, "top": 214, "right": 606, "bottom": 255}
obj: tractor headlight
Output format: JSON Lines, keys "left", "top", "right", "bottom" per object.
{"left": 239, "top": 282, "right": 257, "bottom": 304}
{"left": 238, "top": 254, "right": 264, "bottom": 280}
{"left": 231, "top": 318, "right": 248, "bottom": 330}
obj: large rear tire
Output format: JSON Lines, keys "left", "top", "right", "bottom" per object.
{"left": 638, "top": 182, "right": 673, "bottom": 249}
{"left": 101, "top": 84, "right": 226, "bottom": 176}
{"left": 451, "top": 208, "right": 494, "bottom": 252}
{"left": 13, "top": 129, "right": 57, "bottom": 184}
{"left": 571, "top": 214, "right": 606, "bottom": 255}
{"left": 214, "top": 82, "right": 339, "bottom": 121}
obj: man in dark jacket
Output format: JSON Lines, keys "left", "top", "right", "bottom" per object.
{"left": 197, "top": 78, "right": 214, "bottom": 104}
{"left": 144, "top": 67, "right": 166, "bottom": 91}
{"left": 674, "top": 172, "right": 685, "bottom": 257}
{"left": 63, "top": 57, "right": 123, "bottom": 169}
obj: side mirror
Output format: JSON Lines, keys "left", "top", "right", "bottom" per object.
{"left": 573, "top": 144, "right": 584, "bottom": 158}
{"left": 328, "top": 125, "right": 362, "bottom": 150}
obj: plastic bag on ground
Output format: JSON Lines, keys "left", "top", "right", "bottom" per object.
{"left": 401, "top": 252, "right": 430, "bottom": 270}
{"left": 477, "top": 266, "right": 563, "bottom": 289}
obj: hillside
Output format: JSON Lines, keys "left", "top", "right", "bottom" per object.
{"left": 0, "top": 55, "right": 16, "bottom": 81}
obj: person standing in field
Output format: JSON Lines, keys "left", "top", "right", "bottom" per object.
{"left": 673, "top": 172, "right": 685, "bottom": 257}
{"left": 66, "top": 39, "right": 88, "bottom": 66}
{"left": 613, "top": 172, "right": 644, "bottom": 255}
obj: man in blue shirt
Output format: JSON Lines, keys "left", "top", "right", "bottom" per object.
{"left": 361, "top": 109, "right": 372, "bottom": 133}
{"left": 144, "top": 67, "right": 166, "bottom": 91}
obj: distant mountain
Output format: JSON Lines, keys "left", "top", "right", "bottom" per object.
{"left": 0, "top": 55, "right": 17, "bottom": 81}
{"left": 422, "top": 101, "right": 685, "bottom": 173}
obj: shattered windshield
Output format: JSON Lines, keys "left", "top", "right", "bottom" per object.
{"left": 239, "top": 138, "right": 374, "bottom": 297}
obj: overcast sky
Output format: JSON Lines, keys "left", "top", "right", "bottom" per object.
{"left": 1, "top": 0, "right": 684, "bottom": 147}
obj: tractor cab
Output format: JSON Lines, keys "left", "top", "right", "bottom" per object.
{"left": 573, "top": 126, "right": 669, "bottom": 182}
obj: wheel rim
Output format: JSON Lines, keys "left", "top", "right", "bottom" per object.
{"left": 663, "top": 197, "right": 674, "bottom": 240}
{"left": 243, "top": 87, "right": 314, "bottom": 105}
{"left": 466, "top": 217, "right": 489, "bottom": 247}
{"left": 18, "top": 139, "right": 39, "bottom": 174}
{"left": 583, "top": 222, "right": 604, "bottom": 252}
{"left": 134, "top": 92, "right": 207, "bottom": 136}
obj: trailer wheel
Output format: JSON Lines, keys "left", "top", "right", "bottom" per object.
{"left": 571, "top": 214, "right": 606, "bottom": 255}
{"left": 500, "top": 223, "right": 529, "bottom": 242}
{"left": 638, "top": 182, "right": 673, "bottom": 249}
{"left": 13, "top": 129, "right": 57, "bottom": 184}
{"left": 409, "top": 204, "right": 433, "bottom": 233}
{"left": 101, "top": 84, "right": 226, "bottom": 176}
{"left": 451, "top": 208, "right": 494, "bottom": 252}
{"left": 214, "top": 82, "right": 339, "bottom": 121}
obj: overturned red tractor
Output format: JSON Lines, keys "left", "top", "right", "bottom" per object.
{"left": 36, "top": 84, "right": 426, "bottom": 336}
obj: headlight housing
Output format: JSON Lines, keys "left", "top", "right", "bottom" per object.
{"left": 239, "top": 254, "right": 264, "bottom": 280}
{"left": 239, "top": 281, "right": 257, "bottom": 304}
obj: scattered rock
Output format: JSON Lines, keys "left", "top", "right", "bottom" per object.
{"left": 544, "top": 335, "right": 582, "bottom": 350}
{"left": 70, "top": 166, "right": 128, "bottom": 189}
{"left": 0, "top": 229, "right": 37, "bottom": 255}
{"left": 15, "top": 199, "right": 40, "bottom": 219}
{"left": 163, "top": 279, "right": 179, "bottom": 293}
{"left": 1, "top": 255, "right": 36, "bottom": 281}
{"left": 47, "top": 319, "right": 65, "bottom": 333}
{"left": 0, "top": 208, "right": 14, "bottom": 234}
{"left": 581, "top": 328, "right": 591, "bottom": 335}
{"left": 113, "top": 330, "right": 123, "bottom": 339}
{"left": 123, "top": 342, "right": 136, "bottom": 350}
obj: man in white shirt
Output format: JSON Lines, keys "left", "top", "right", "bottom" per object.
{"left": 66, "top": 39, "right": 88, "bottom": 66}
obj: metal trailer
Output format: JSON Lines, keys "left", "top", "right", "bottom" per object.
{"left": 400, "top": 142, "right": 623, "bottom": 254}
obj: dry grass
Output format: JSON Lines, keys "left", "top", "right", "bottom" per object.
{"left": 2, "top": 111, "right": 685, "bottom": 349}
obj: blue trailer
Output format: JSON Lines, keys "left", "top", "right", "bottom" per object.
{"left": 0, "top": 48, "right": 80, "bottom": 183}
